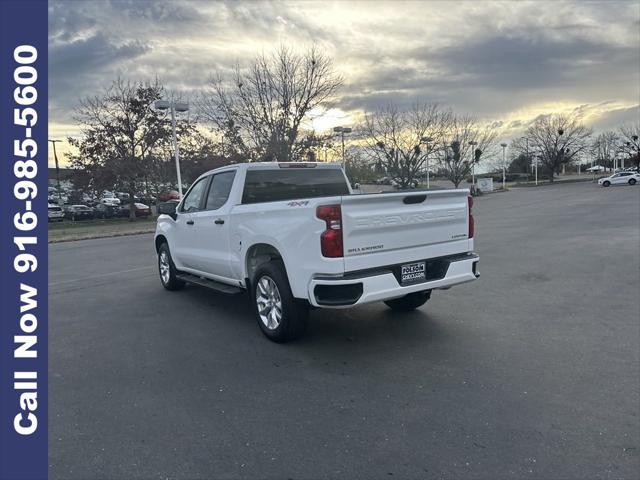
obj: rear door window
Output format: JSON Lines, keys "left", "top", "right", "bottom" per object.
{"left": 242, "top": 168, "right": 349, "bottom": 204}
{"left": 205, "top": 171, "right": 236, "bottom": 210}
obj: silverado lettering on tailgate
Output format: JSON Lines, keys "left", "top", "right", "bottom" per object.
{"left": 353, "top": 208, "right": 465, "bottom": 229}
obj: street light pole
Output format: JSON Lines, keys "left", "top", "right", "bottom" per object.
{"left": 420, "top": 136, "right": 433, "bottom": 189}
{"left": 500, "top": 143, "right": 507, "bottom": 190}
{"left": 469, "top": 140, "right": 478, "bottom": 189}
{"left": 333, "top": 126, "right": 352, "bottom": 169}
{"left": 169, "top": 106, "right": 182, "bottom": 197}
{"left": 155, "top": 99, "right": 189, "bottom": 198}
{"left": 48, "top": 139, "right": 63, "bottom": 204}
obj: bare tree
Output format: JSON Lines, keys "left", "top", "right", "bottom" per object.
{"left": 361, "top": 102, "right": 451, "bottom": 188}
{"left": 591, "top": 131, "right": 619, "bottom": 172}
{"left": 437, "top": 114, "right": 498, "bottom": 188}
{"left": 520, "top": 114, "right": 592, "bottom": 182}
{"left": 68, "top": 78, "right": 169, "bottom": 219}
{"left": 618, "top": 122, "right": 640, "bottom": 171}
{"left": 199, "top": 45, "right": 343, "bottom": 162}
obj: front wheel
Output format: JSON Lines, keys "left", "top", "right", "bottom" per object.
{"left": 384, "top": 290, "right": 431, "bottom": 311}
{"left": 251, "top": 261, "right": 308, "bottom": 342}
{"left": 629, "top": 178, "right": 636, "bottom": 185}
{"left": 158, "top": 243, "right": 185, "bottom": 291}
{"left": 602, "top": 180, "right": 611, "bottom": 187}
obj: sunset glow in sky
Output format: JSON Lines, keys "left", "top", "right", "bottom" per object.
{"left": 48, "top": 0, "right": 640, "bottom": 165}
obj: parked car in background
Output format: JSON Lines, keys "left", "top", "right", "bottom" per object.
{"left": 48, "top": 193, "right": 68, "bottom": 205}
{"left": 64, "top": 205, "right": 95, "bottom": 221}
{"left": 158, "top": 190, "right": 180, "bottom": 201}
{"left": 47, "top": 204, "right": 65, "bottom": 222}
{"left": 598, "top": 171, "right": 640, "bottom": 187}
{"left": 100, "top": 197, "right": 121, "bottom": 206}
{"left": 375, "top": 177, "right": 392, "bottom": 185}
{"left": 586, "top": 165, "right": 606, "bottom": 172}
{"left": 120, "top": 202, "right": 151, "bottom": 217}
{"left": 395, "top": 180, "right": 419, "bottom": 189}
{"left": 81, "top": 193, "right": 96, "bottom": 205}
{"left": 94, "top": 202, "right": 120, "bottom": 219}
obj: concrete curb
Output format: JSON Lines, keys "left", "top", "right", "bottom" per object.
{"left": 48, "top": 228, "right": 155, "bottom": 244}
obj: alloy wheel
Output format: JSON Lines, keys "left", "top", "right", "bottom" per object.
{"left": 159, "top": 251, "right": 170, "bottom": 285}
{"left": 255, "top": 275, "right": 282, "bottom": 330}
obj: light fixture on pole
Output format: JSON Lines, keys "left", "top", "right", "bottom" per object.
{"left": 420, "top": 136, "right": 433, "bottom": 189}
{"left": 500, "top": 143, "right": 507, "bottom": 190}
{"left": 468, "top": 140, "right": 478, "bottom": 189}
{"left": 333, "top": 126, "right": 352, "bottom": 168}
{"left": 155, "top": 99, "right": 189, "bottom": 198}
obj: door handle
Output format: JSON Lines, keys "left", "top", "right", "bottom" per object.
{"left": 186, "top": 220, "right": 194, "bottom": 225}
{"left": 214, "top": 219, "right": 225, "bottom": 225}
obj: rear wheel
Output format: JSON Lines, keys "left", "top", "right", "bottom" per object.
{"left": 384, "top": 290, "right": 431, "bottom": 311}
{"left": 251, "top": 261, "right": 308, "bottom": 342}
{"left": 629, "top": 178, "right": 636, "bottom": 185}
{"left": 158, "top": 243, "right": 185, "bottom": 291}
{"left": 602, "top": 180, "right": 611, "bottom": 187}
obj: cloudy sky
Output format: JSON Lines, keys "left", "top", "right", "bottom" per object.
{"left": 48, "top": 0, "right": 639, "bottom": 165}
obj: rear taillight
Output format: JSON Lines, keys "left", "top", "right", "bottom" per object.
{"left": 316, "top": 204, "right": 343, "bottom": 258}
{"left": 468, "top": 195, "right": 474, "bottom": 239}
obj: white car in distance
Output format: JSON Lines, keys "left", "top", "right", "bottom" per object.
{"left": 598, "top": 171, "right": 640, "bottom": 187}
{"left": 48, "top": 204, "right": 65, "bottom": 222}
{"left": 100, "top": 197, "right": 121, "bottom": 206}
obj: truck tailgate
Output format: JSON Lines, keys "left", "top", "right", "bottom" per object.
{"left": 340, "top": 190, "right": 470, "bottom": 271}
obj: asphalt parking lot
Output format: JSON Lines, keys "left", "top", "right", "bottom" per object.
{"left": 49, "top": 182, "right": 639, "bottom": 479}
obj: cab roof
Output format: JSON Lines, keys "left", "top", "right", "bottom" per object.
{"left": 204, "top": 161, "right": 343, "bottom": 176}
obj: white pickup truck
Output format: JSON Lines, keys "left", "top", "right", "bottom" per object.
{"left": 155, "top": 162, "right": 479, "bottom": 342}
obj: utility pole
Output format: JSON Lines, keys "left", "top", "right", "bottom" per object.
{"left": 48, "top": 139, "right": 63, "bottom": 204}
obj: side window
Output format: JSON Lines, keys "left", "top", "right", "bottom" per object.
{"left": 180, "top": 177, "right": 209, "bottom": 212}
{"left": 205, "top": 171, "right": 236, "bottom": 210}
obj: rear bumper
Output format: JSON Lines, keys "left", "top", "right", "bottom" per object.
{"left": 308, "top": 252, "right": 479, "bottom": 308}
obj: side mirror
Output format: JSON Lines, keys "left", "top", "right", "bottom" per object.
{"left": 158, "top": 201, "right": 178, "bottom": 220}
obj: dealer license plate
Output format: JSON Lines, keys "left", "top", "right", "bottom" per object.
{"left": 401, "top": 262, "right": 426, "bottom": 284}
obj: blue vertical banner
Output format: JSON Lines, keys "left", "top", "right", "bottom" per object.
{"left": 0, "top": 1, "right": 48, "bottom": 479}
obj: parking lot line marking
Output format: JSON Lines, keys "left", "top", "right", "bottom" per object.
{"left": 49, "top": 266, "right": 155, "bottom": 286}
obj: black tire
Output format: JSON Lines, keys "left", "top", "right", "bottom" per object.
{"left": 384, "top": 290, "right": 431, "bottom": 311}
{"left": 603, "top": 181, "right": 611, "bottom": 187}
{"left": 629, "top": 178, "right": 636, "bottom": 185}
{"left": 158, "top": 243, "right": 185, "bottom": 291}
{"left": 251, "top": 260, "right": 308, "bottom": 343}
